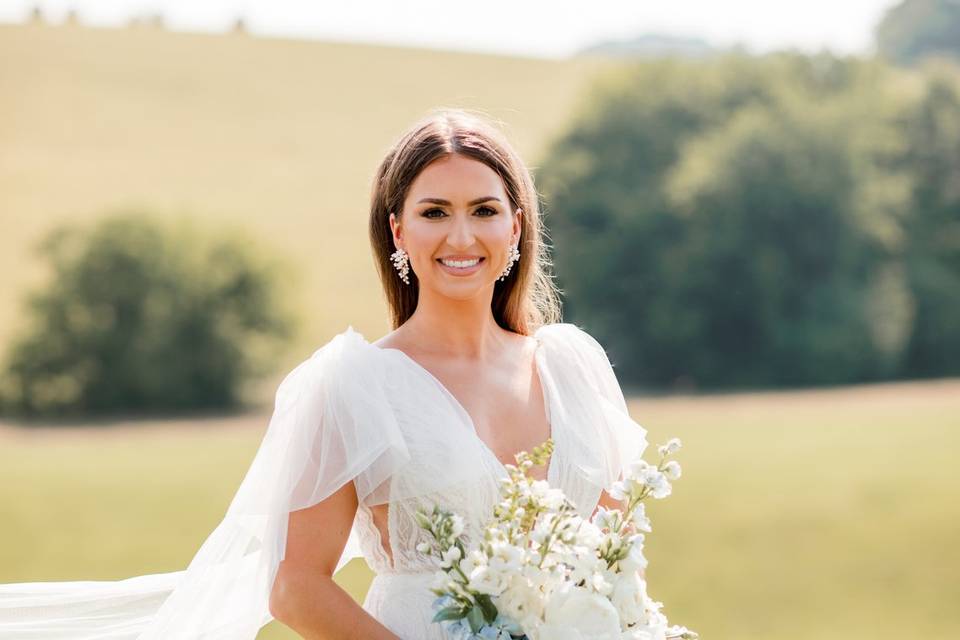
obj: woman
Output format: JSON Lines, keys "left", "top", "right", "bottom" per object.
{"left": 0, "top": 108, "right": 649, "bottom": 639}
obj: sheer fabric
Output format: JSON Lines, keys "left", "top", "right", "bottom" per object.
{"left": 0, "top": 322, "right": 648, "bottom": 639}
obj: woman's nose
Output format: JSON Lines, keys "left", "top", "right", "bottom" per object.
{"left": 447, "top": 214, "right": 475, "bottom": 246}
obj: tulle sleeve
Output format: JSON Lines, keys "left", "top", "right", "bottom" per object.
{"left": 544, "top": 323, "right": 649, "bottom": 493}
{"left": 0, "top": 327, "right": 410, "bottom": 639}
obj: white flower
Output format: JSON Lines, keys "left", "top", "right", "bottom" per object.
{"left": 429, "top": 570, "right": 448, "bottom": 591}
{"left": 629, "top": 503, "right": 652, "bottom": 533}
{"left": 460, "top": 548, "right": 486, "bottom": 576}
{"left": 450, "top": 514, "right": 465, "bottom": 537}
{"left": 592, "top": 506, "right": 618, "bottom": 531}
{"left": 627, "top": 459, "right": 653, "bottom": 478}
{"left": 544, "top": 487, "right": 567, "bottom": 510}
{"left": 499, "top": 573, "right": 545, "bottom": 624}
{"left": 609, "top": 480, "right": 627, "bottom": 501}
{"left": 625, "top": 614, "right": 668, "bottom": 640}
{"left": 641, "top": 469, "right": 672, "bottom": 499}
{"left": 662, "top": 461, "right": 682, "bottom": 481}
{"left": 566, "top": 546, "right": 605, "bottom": 586}
{"left": 609, "top": 571, "right": 645, "bottom": 626}
{"left": 570, "top": 517, "right": 600, "bottom": 545}
{"left": 535, "top": 585, "right": 622, "bottom": 640}
{"left": 620, "top": 537, "right": 648, "bottom": 573}
{"left": 467, "top": 564, "right": 507, "bottom": 596}
{"left": 416, "top": 541, "right": 432, "bottom": 554}
{"left": 588, "top": 571, "right": 614, "bottom": 597}
{"left": 439, "top": 545, "right": 461, "bottom": 568}
{"left": 657, "top": 438, "right": 682, "bottom": 457}
{"left": 666, "top": 624, "right": 698, "bottom": 639}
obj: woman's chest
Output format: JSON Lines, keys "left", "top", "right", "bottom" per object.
{"left": 448, "top": 375, "right": 553, "bottom": 479}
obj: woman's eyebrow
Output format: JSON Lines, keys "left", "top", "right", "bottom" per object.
{"left": 416, "top": 196, "right": 501, "bottom": 205}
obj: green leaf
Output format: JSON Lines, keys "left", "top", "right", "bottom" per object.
{"left": 476, "top": 593, "right": 499, "bottom": 623}
{"left": 431, "top": 605, "right": 466, "bottom": 623}
{"left": 466, "top": 605, "right": 484, "bottom": 633}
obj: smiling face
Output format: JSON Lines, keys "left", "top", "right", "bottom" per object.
{"left": 389, "top": 153, "right": 522, "bottom": 300}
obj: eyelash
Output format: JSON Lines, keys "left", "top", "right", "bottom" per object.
{"left": 422, "top": 206, "right": 498, "bottom": 219}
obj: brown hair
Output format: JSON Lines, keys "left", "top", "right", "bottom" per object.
{"left": 368, "top": 108, "right": 562, "bottom": 335}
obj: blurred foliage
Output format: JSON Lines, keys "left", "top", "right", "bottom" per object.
{"left": 0, "top": 212, "right": 299, "bottom": 419}
{"left": 897, "top": 72, "right": 960, "bottom": 376}
{"left": 876, "top": 0, "right": 960, "bottom": 66}
{"left": 538, "top": 51, "right": 960, "bottom": 391}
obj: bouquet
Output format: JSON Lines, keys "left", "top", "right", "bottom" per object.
{"left": 415, "top": 437, "right": 699, "bottom": 640}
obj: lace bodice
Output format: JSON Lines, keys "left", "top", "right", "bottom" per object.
{"left": 353, "top": 438, "right": 606, "bottom": 575}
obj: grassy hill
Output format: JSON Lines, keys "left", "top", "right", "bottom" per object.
{"left": 0, "top": 22, "right": 616, "bottom": 389}
{"left": 2, "top": 378, "right": 957, "bottom": 638}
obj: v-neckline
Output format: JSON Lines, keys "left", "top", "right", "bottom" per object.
{"left": 370, "top": 328, "right": 556, "bottom": 481}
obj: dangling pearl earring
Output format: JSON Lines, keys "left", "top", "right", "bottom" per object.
{"left": 498, "top": 244, "right": 521, "bottom": 281}
{"left": 391, "top": 247, "right": 411, "bottom": 285}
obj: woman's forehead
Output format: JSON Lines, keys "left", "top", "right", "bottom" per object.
{"left": 407, "top": 155, "right": 505, "bottom": 200}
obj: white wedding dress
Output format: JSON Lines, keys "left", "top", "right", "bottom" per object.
{"left": 0, "top": 322, "right": 648, "bottom": 640}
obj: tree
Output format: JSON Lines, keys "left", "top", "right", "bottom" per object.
{"left": 897, "top": 73, "right": 960, "bottom": 376}
{"left": 876, "top": 0, "right": 960, "bottom": 66}
{"left": 0, "top": 212, "right": 299, "bottom": 419}
{"left": 537, "top": 52, "right": 909, "bottom": 390}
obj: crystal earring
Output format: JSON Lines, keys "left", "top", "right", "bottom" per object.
{"left": 391, "top": 247, "right": 411, "bottom": 285}
{"left": 498, "top": 244, "right": 521, "bottom": 282}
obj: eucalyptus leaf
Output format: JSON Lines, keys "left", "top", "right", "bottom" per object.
{"left": 431, "top": 605, "right": 465, "bottom": 623}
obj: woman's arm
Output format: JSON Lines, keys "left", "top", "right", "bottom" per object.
{"left": 269, "top": 479, "right": 400, "bottom": 639}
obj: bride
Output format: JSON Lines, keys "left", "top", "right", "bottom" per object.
{"left": 0, "top": 108, "right": 650, "bottom": 639}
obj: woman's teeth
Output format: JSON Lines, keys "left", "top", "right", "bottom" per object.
{"left": 440, "top": 258, "right": 481, "bottom": 268}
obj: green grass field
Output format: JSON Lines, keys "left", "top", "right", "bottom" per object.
{"left": 2, "top": 378, "right": 957, "bottom": 639}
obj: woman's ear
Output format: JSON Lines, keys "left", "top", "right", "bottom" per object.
{"left": 389, "top": 211, "right": 402, "bottom": 249}
{"left": 513, "top": 207, "right": 523, "bottom": 244}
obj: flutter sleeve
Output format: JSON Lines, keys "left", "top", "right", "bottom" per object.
{"left": 0, "top": 326, "right": 410, "bottom": 639}
{"left": 546, "top": 323, "right": 649, "bottom": 493}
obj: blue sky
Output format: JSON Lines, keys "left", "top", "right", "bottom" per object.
{"left": 1, "top": 0, "right": 901, "bottom": 59}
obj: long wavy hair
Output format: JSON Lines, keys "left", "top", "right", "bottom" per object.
{"left": 369, "top": 108, "right": 562, "bottom": 335}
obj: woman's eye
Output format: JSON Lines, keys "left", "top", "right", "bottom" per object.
{"left": 422, "top": 206, "right": 498, "bottom": 218}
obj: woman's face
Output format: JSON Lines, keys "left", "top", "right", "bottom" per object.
{"left": 390, "top": 153, "right": 521, "bottom": 299}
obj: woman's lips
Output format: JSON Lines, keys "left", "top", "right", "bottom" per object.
{"left": 436, "top": 257, "right": 485, "bottom": 276}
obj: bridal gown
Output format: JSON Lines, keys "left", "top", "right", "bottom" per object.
{"left": 0, "top": 322, "right": 649, "bottom": 640}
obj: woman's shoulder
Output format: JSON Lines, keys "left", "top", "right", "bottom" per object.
{"left": 274, "top": 325, "right": 379, "bottom": 400}
{"left": 536, "top": 322, "right": 627, "bottom": 411}
{"left": 536, "top": 322, "right": 615, "bottom": 365}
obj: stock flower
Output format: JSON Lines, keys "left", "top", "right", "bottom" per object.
{"left": 628, "top": 459, "right": 655, "bottom": 478}
{"left": 450, "top": 514, "right": 465, "bottom": 537}
{"left": 620, "top": 537, "right": 649, "bottom": 574}
{"left": 439, "top": 545, "right": 462, "bottom": 568}
{"left": 662, "top": 460, "right": 682, "bottom": 481}
{"left": 592, "top": 505, "right": 619, "bottom": 531}
{"left": 658, "top": 438, "right": 682, "bottom": 457}
{"left": 610, "top": 570, "right": 645, "bottom": 626}
{"left": 630, "top": 503, "right": 652, "bottom": 533}
{"left": 641, "top": 469, "right": 672, "bottom": 499}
